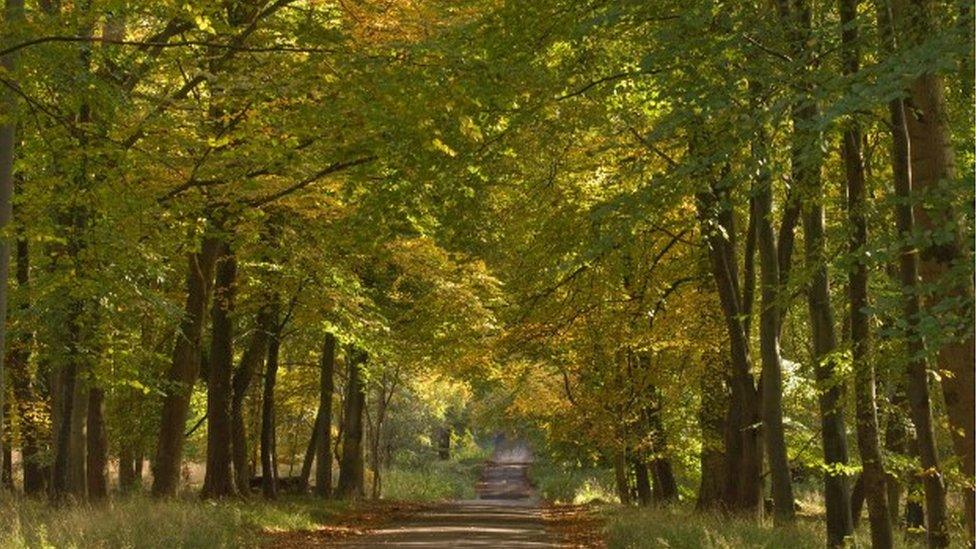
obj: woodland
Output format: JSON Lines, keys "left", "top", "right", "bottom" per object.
{"left": 0, "top": 0, "right": 972, "bottom": 548}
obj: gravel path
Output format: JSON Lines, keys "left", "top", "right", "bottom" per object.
{"left": 333, "top": 438, "right": 561, "bottom": 548}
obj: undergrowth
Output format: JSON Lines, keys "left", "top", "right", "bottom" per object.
{"left": 0, "top": 493, "right": 352, "bottom": 549}
{"left": 382, "top": 459, "right": 480, "bottom": 501}
{"left": 602, "top": 505, "right": 942, "bottom": 548}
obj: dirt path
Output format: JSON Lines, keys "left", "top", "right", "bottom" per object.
{"left": 332, "top": 438, "right": 562, "bottom": 548}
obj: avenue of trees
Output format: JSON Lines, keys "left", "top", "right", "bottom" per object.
{"left": 0, "top": 1, "right": 972, "bottom": 548}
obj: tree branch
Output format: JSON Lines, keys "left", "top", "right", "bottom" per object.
{"left": 246, "top": 155, "right": 377, "bottom": 207}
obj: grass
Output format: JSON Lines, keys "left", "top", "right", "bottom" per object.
{"left": 601, "top": 505, "right": 948, "bottom": 548}
{"left": 0, "top": 457, "right": 483, "bottom": 547}
{"left": 0, "top": 493, "right": 354, "bottom": 549}
{"left": 531, "top": 462, "right": 618, "bottom": 504}
{"left": 382, "top": 459, "right": 481, "bottom": 501}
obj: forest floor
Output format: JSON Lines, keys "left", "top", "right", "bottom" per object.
{"left": 266, "top": 439, "right": 602, "bottom": 548}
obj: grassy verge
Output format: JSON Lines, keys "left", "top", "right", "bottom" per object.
{"left": 530, "top": 462, "right": 618, "bottom": 504}
{"left": 0, "top": 493, "right": 355, "bottom": 549}
{"left": 382, "top": 459, "right": 481, "bottom": 501}
{"left": 600, "top": 505, "right": 948, "bottom": 548}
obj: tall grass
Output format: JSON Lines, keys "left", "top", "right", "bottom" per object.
{"left": 382, "top": 460, "right": 479, "bottom": 501}
{"left": 0, "top": 494, "right": 351, "bottom": 549}
{"left": 531, "top": 462, "right": 618, "bottom": 504}
{"left": 602, "top": 505, "right": 941, "bottom": 548}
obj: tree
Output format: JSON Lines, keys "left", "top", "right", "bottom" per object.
{"left": 336, "top": 348, "right": 367, "bottom": 499}
{"left": 314, "top": 333, "right": 337, "bottom": 498}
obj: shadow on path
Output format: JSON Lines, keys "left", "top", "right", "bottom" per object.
{"left": 333, "top": 436, "right": 561, "bottom": 548}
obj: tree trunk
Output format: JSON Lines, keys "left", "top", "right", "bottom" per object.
{"left": 336, "top": 349, "right": 366, "bottom": 499}
{"left": 152, "top": 239, "right": 218, "bottom": 497}
{"left": 1, "top": 437, "right": 10, "bottom": 489}
{"left": 898, "top": 0, "right": 975, "bottom": 540}
{"left": 201, "top": 240, "right": 238, "bottom": 499}
{"left": 642, "top": 383, "right": 677, "bottom": 504}
{"left": 876, "top": 4, "right": 950, "bottom": 543}
{"left": 0, "top": 0, "right": 25, "bottom": 477}
{"left": 10, "top": 234, "right": 41, "bottom": 493}
{"left": 751, "top": 88, "right": 795, "bottom": 523}
{"left": 696, "top": 359, "right": 728, "bottom": 510}
{"left": 632, "top": 458, "right": 652, "bottom": 506}
{"left": 696, "top": 180, "right": 763, "bottom": 517}
{"left": 260, "top": 307, "right": 282, "bottom": 499}
{"left": 883, "top": 387, "right": 926, "bottom": 530}
{"left": 614, "top": 450, "right": 631, "bottom": 505}
{"left": 67, "top": 379, "right": 88, "bottom": 499}
{"left": 840, "top": 5, "right": 894, "bottom": 546}
{"left": 119, "top": 443, "right": 136, "bottom": 493}
{"left": 299, "top": 410, "right": 320, "bottom": 492}
{"left": 314, "top": 333, "right": 336, "bottom": 498}
{"left": 231, "top": 305, "right": 273, "bottom": 495}
{"left": 437, "top": 427, "right": 452, "bottom": 460}
{"left": 86, "top": 387, "right": 108, "bottom": 501}
{"left": 774, "top": 0, "right": 855, "bottom": 543}
{"left": 368, "top": 376, "right": 394, "bottom": 501}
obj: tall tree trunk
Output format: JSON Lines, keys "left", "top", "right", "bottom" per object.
{"left": 119, "top": 443, "right": 136, "bottom": 493}
{"left": 368, "top": 375, "right": 396, "bottom": 501}
{"left": 67, "top": 378, "right": 88, "bottom": 499}
{"left": 437, "top": 427, "right": 451, "bottom": 460}
{"left": 840, "top": 4, "right": 893, "bottom": 546}
{"left": 632, "top": 458, "right": 652, "bottom": 506}
{"left": 883, "top": 387, "right": 926, "bottom": 530}
{"left": 10, "top": 234, "right": 41, "bottom": 493}
{"left": 0, "top": 0, "right": 25, "bottom": 475}
{"left": 85, "top": 387, "right": 107, "bottom": 501}
{"left": 201, "top": 240, "right": 238, "bottom": 499}
{"left": 613, "top": 450, "right": 631, "bottom": 505}
{"left": 314, "top": 333, "right": 336, "bottom": 498}
{"left": 299, "top": 410, "right": 320, "bottom": 491}
{"left": 231, "top": 304, "right": 272, "bottom": 494}
{"left": 260, "top": 304, "right": 282, "bottom": 499}
{"left": 336, "top": 349, "right": 366, "bottom": 499}
{"left": 642, "top": 383, "right": 677, "bottom": 503}
{"left": 697, "top": 179, "right": 763, "bottom": 517}
{"left": 50, "top": 352, "right": 74, "bottom": 501}
{"left": 898, "top": 1, "right": 975, "bottom": 540}
{"left": 877, "top": 3, "right": 951, "bottom": 544}
{"left": 1, "top": 432, "right": 10, "bottom": 489}
{"left": 696, "top": 358, "right": 728, "bottom": 510}
{"left": 152, "top": 239, "right": 218, "bottom": 497}
{"left": 777, "top": 0, "right": 853, "bottom": 547}
{"left": 751, "top": 87, "right": 795, "bottom": 523}
{"left": 774, "top": 0, "right": 855, "bottom": 542}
